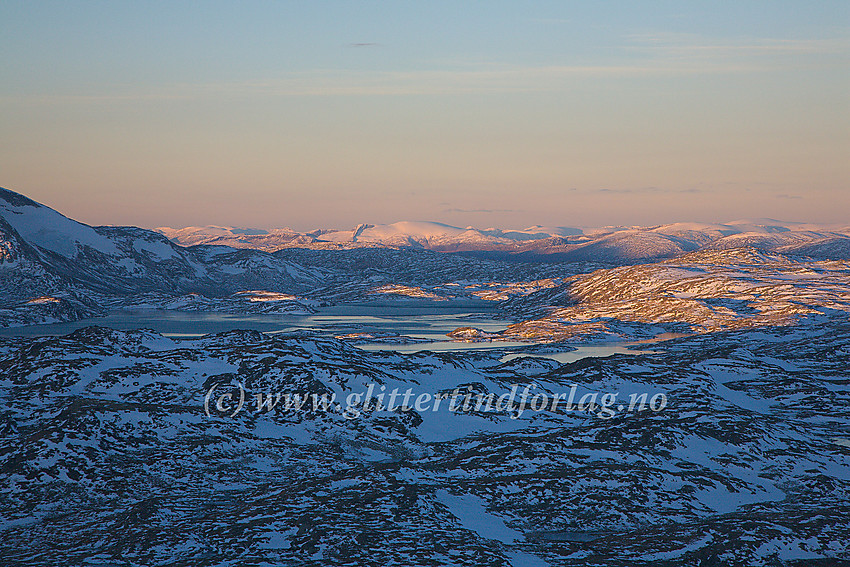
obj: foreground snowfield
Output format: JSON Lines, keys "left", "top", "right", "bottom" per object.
{"left": 0, "top": 318, "right": 848, "bottom": 565}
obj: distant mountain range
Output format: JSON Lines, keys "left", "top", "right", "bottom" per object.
{"left": 157, "top": 218, "right": 850, "bottom": 261}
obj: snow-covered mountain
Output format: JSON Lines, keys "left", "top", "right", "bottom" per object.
{"left": 0, "top": 188, "right": 329, "bottom": 323}
{"left": 157, "top": 218, "right": 850, "bottom": 261}
{"left": 157, "top": 221, "right": 587, "bottom": 252}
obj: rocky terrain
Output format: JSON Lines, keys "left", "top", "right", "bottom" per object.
{"left": 497, "top": 249, "right": 850, "bottom": 343}
{"left": 0, "top": 320, "right": 848, "bottom": 565}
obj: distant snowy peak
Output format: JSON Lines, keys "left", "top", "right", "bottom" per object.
{"left": 157, "top": 221, "right": 586, "bottom": 252}
{"left": 155, "top": 218, "right": 850, "bottom": 262}
{"left": 155, "top": 225, "right": 310, "bottom": 248}
{"left": 317, "top": 221, "right": 586, "bottom": 243}
{"left": 305, "top": 221, "right": 578, "bottom": 245}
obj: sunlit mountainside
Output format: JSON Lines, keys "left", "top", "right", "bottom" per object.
{"left": 157, "top": 219, "right": 850, "bottom": 261}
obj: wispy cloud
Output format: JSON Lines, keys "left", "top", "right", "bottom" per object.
{"left": 628, "top": 32, "right": 850, "bottom": 58}
{"left": 597, "top": 187, "right": 703, "bottom": 195}
{"left": 0, "top": 60, "right": 775, "bottom": 105}
{"left": 443, "top": 207, "right": 517, "bottom": 214}
{"left": 528, "top": 17, "right": 573, "bottom": 25}
{"left": 6, "top": 31, "right": 846, "bottom": 105}
{"left": 0, "top": 67, "right": 613, "bottom": 102}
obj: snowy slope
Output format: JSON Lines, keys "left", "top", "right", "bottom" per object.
{"left": 0, "top": 188, "right": 120, "bottom": 257}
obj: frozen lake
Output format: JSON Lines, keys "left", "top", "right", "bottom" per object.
{"left": 0, "top": 304, "right": 655, "bottom": 363}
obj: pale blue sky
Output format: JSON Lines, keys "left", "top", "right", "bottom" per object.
{"left": 1, "top": 1, "right": 848, "bottom": 229}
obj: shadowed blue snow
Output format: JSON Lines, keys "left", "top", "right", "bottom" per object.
{"left": 435, "top": 490, "right": 550, "bottom": 566}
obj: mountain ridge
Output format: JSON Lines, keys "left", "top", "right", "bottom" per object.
{"left": 156, "top": 217, "right": 850, "bottom": 260}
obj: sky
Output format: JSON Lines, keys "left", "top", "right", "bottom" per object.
{"left": 1, "top": 1, "right": 848, "bottom": 231}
